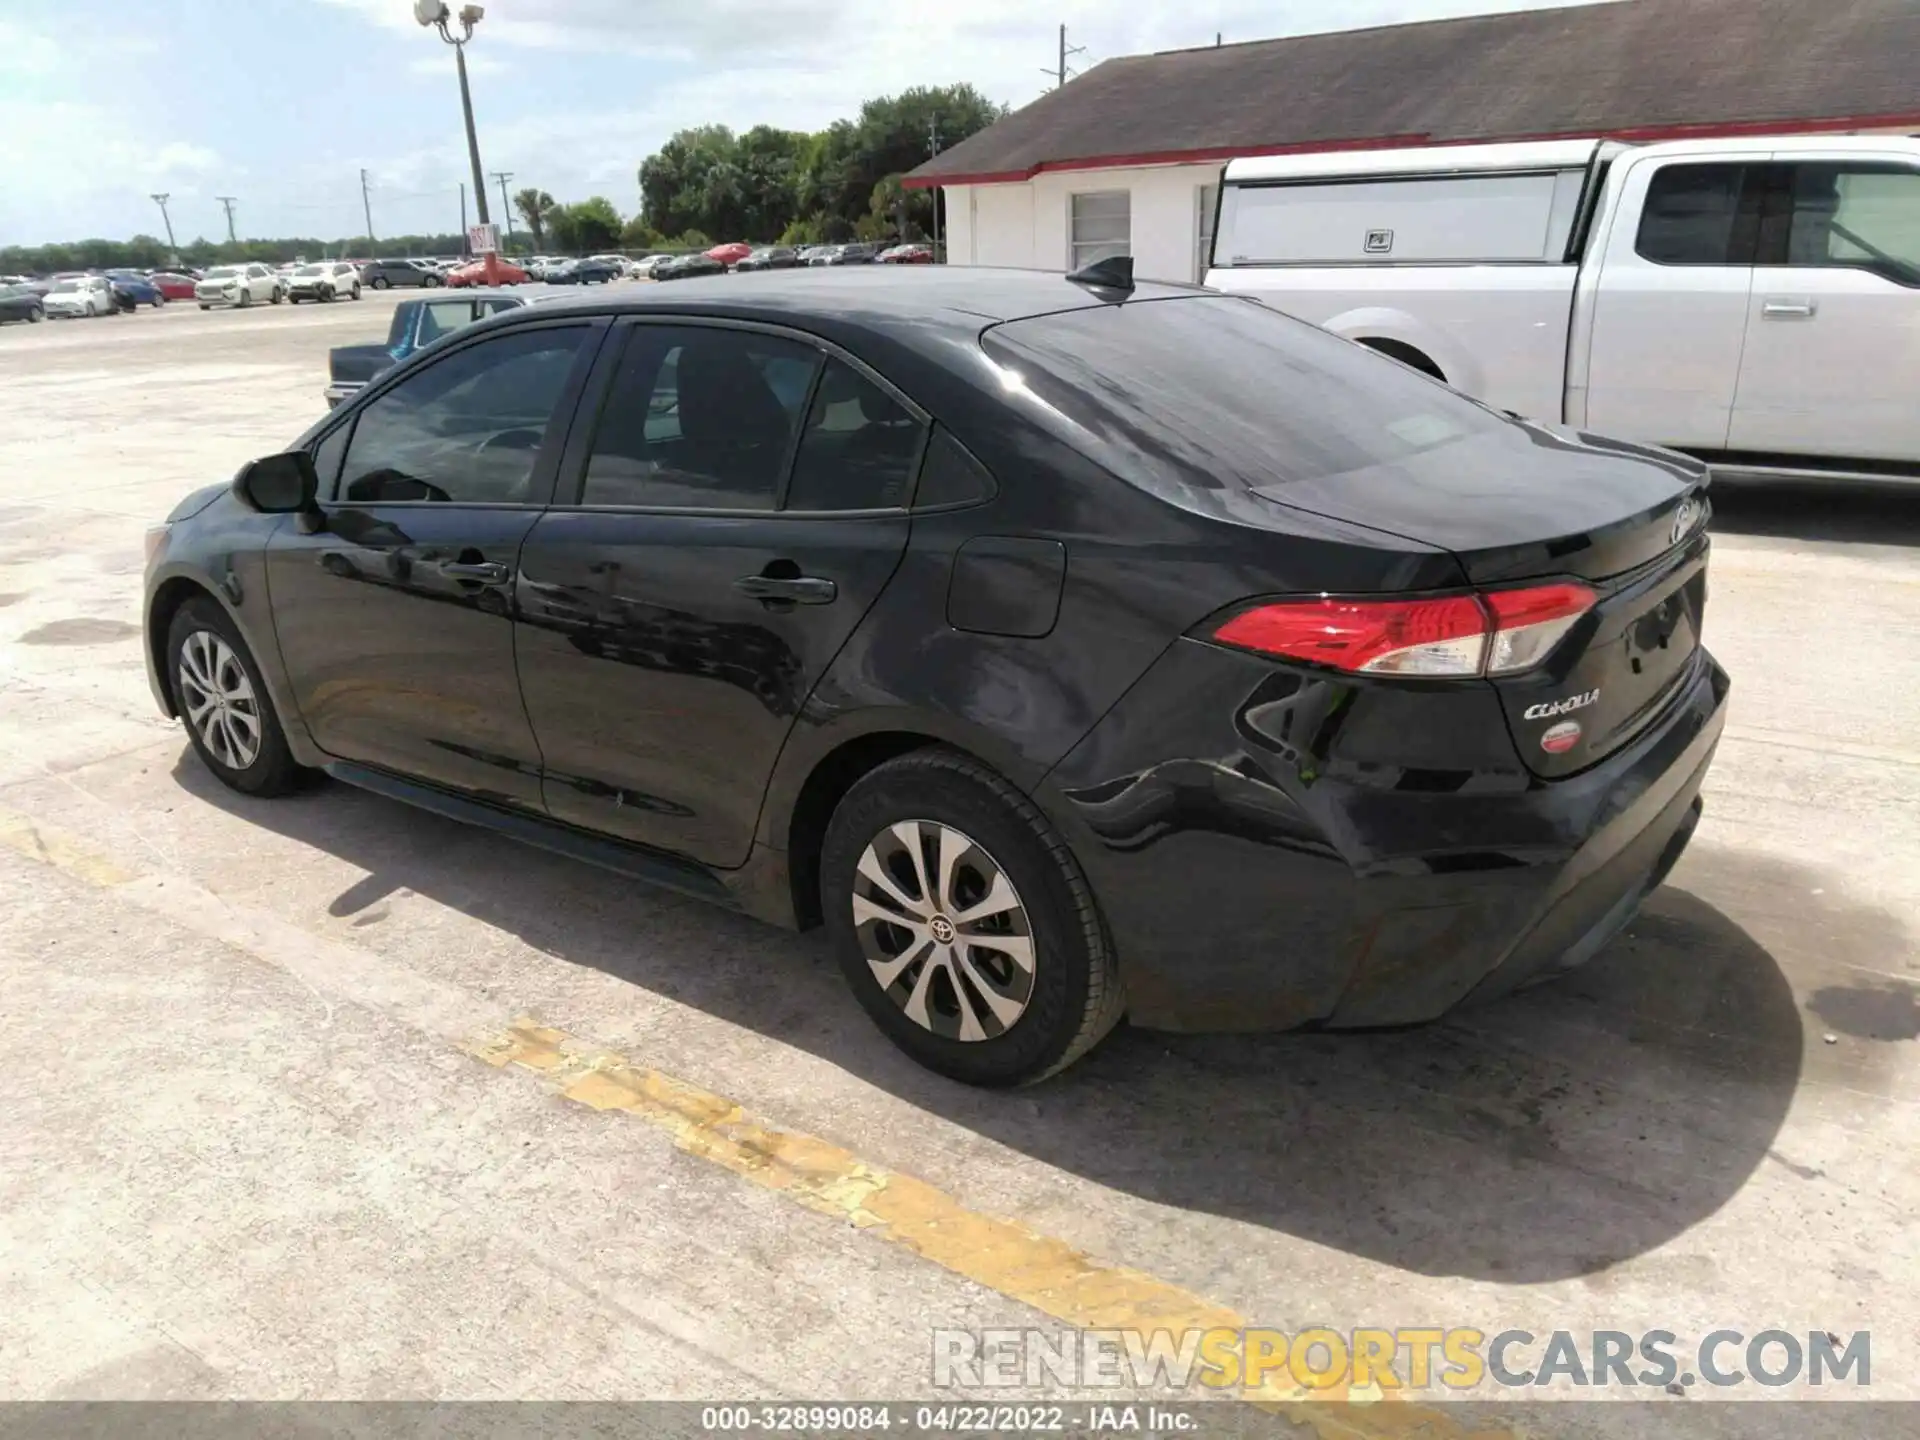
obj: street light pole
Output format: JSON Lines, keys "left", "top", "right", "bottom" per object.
{"left": 149, "top": 193, "right": 177, "bottom": 255}
{"left": 414, "top": 1, "right": 490, "bottom": 227}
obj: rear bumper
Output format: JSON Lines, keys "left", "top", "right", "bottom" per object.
{"left": 1040, "top": 638, "right": 1729, "bottom": 1032}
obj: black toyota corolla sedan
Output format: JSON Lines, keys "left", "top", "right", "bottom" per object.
{"left": 142, "top": 265, "right": 1727, "bottom": 1086}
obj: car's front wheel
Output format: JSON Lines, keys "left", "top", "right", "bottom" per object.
{"left": 27, "top": 305, "right": 41, "bottom": 323}
{"left": 820, "top": 749, "right": 1125, "bottom": 1086}
{"left": 350, "top": 284, "right": 361, "bottom": 299}
{"left": 167, "top": 598, "right": 306, "bottom": 797}
{"left": 370, "top": 276, "right": 388, "bottom": 290}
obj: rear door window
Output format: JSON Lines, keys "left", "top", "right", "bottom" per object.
{"left": 578, "top": 325, "right": 817, "bottom": 510}
{"left": 783, "top": 359, "right": 925, "bottom": 511}
{"left": 1635, "top": 163, "right": 1762, "bottom": 265}
{"left": 1774, "top": 163, "right": 1920, "bottom": 286}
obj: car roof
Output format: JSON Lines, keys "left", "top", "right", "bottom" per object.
{"left": 516, "top": 265, "right": 1201, "bottom": 334}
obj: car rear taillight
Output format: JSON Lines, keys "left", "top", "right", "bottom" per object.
{"left": 1212, "top": 582, "right": 1596, "bottom": 678}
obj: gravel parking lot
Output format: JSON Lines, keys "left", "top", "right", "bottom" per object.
{"left": 1, "top": 297, "right": 1916, "bottom": 1432}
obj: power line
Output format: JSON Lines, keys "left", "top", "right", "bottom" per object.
{"left": 215, "top": 196, "right": 239, "bottom": 243}
{"left": 361, "top": 169, "right": 375, "bottom": 249}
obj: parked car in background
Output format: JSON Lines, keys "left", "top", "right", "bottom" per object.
{"left": 286, "top": 262, "right": 364, "bottom": 303}
{"left": 830, "top": 242, "right": 884, "bottom": 265}
{"left": 879, "top": 243, "right": 934, "bottom": 264}
{"left": 1208, "top": 133, "right": 1920, "bottom": 483}
{"left": 359, "top": 258, "right": 443, "bottom": 290}
{"left": 43, "top": 276, "right": 117, "bottom": 318}
{"left": 652, "top": 253, "right": 727, "bottom": 281}
{"left": 631, "top": 254, "right": 675, "bottom": 278}
{"left": 705, "top": 242, "right": 753, "bottom": 267}
{"left": 734, "top": 246, "right": 803, "bottom": 272}
{"left": 146, "top": 267, "right": 1726, "bottom": 1086}
{"left": 106, "top": 272, "right": 168, "bottom": 309}
{"left": 150, "top": 272, "right": 199, "bottom": 300}
{"left": 446, "top": 256, "right": 529, "bottom": 287}
{"left": 587, "top": 254, "right": 635, "bottom": 277}
{"left": 195, "top": 264, "right": 282, "bottom": 309}
{"left": 545, "top": 258, "right": 621, "bottom": 285}
{"left": 322, "top": 292, "right": 527, "bottom": 407}
{"left": 0, "top": 283, "right": 45, "bottom": 323}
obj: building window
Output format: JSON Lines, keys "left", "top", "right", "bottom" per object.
{"left": 1069, "top": 190, "right": 1130, "bottom": 270}
{"left": 1196, "top": 183, "right": 1220, "bottom": 280}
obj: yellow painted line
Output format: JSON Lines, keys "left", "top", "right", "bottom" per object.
{"left": 0, "top": 804, "right": 138, "bottom": 887}
{"left": 0, "top": 799, "right": 1516, "bottom": 1438}
{"left": 468, "top": 1019, "right": 1519, "bottom": 1440}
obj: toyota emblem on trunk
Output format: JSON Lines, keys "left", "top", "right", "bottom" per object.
{"left": 1670, "top": 497, "right": 1701, "bottom": 546}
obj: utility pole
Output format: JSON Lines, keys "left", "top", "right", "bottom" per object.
{"left": 216, "top": 196, "right": 238, "bottom": 244}
{"left": 1044, "top": 23, "right": 1085, "bottom": 89}
{"left": 927, "top": 114, "right": 943, "bottom": 259}
{"left": 360, "top": 168, "right": 376, "bottom": 252}
{"left": 491, "top": 171, "right": 514, "bottom": 242}
{"left": 460, "top": 183, "right": 469, "bottom": 254}
{"left": 149, "top": 193, "right": 177, "bottom": 254}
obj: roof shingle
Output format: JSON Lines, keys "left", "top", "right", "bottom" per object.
{"left": 908, "top": 0, "right": 1920, "bottom": 186}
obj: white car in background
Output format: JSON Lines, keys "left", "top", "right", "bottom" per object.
{"left": 285, "top": 262, "right": 364, "bottom": 303}
{"left": 195, "top": 264, "right": 282, "bottom": 309}
{"left": 42, "top": 276, "right": 116, "bottom": 318}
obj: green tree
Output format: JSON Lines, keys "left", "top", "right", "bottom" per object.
{"left": 549, "top": 196, "right": 623, "bottom": 254}
{"left": 638, "top": 125, "right": 739, "bottom": 238}
{"left": 674, "top": 229, "right": 711, "bottom": 251}
{"left": 513, "top": 187, "right": 557, "bottom": 248}
{"left": 621, "top": 215, "right": 667, "bottom": 251}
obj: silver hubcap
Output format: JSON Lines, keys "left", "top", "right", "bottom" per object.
{"left": 177, "top": 630, "right": 262, "bottom": 770}
{"left": 852, "top": 820, "right": 1035, "bottom": 1042}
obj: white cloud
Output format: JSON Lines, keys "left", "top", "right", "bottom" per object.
{"left": 407, "top": 52, "right": 509, "bottom": 76}
{"left": 153, "top": 142, "right": 220, "bottom": 174}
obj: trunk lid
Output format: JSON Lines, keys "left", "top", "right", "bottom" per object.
{"left": 328, "top": 342, "right": 396, "bottom": 386}
{"left": 1249, "top": 422, "right": 1711, "bottom": 779}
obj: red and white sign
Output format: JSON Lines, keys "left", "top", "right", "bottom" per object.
{"left": 467, "top": 223, "right": 500, "bottom": 255}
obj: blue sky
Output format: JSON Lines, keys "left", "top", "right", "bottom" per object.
{"left": 1, "top": 0, "right": 1583, "bottom": 246}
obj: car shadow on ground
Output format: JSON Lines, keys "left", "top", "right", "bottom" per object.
{"left": 1708, "top": 477, "right": 1920, "bottom": 548}
{"left": 170, "top": 755, "right": 1851, "bottom": 1284}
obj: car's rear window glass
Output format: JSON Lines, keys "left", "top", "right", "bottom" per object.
{"left": 981, "top": 296, "right": 1499, "bottom": 491}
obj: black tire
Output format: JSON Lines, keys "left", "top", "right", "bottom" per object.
{"left": 350, "top": 284, "right": 361, "bottom": 299}
{"left": 199, "top": 303, "right": 211, "bottom": 310}
{"left": 238, "top": 288, "right": 252, "bottom": 308}
{"left": 166, "top": 597, "right": 306, "bottom": 798}
{"left": 270, "top": 289, "right": 283, "bottom": 304}
{"left": 27, "top": 305, "right": 41, "bottom": 323}
{"left": 371, "top": 276, "right": 389, "bottom": 290}
{"left": 820, "top": 748, "right": 1124, "bottom": 1086}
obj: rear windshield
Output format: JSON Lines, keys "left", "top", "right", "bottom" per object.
{"left": 980, "top": 295, "right": 1501, "bottom": 491}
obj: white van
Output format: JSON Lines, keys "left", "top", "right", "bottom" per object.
{"left": 1206, "top": 135, "right": 1920, "bottom": 481}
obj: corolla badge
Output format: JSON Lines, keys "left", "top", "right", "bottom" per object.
{"left": 1524, "top": 689, "right": 1599, "bottom": 720}
{"left": 1540, "top": 720, "right": 1583, "bottom": 755}
{"left": 1670, "top": 496, "right": 1702, "bottom": 546}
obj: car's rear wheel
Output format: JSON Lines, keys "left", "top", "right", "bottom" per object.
{"left": 198, "top": 303, "right": 210, "bottom": 310}
{"left": 820, "top": 749, "right": 1125, "bottom": 1086}
{"left": 350, "top": 284, "right": 361, "bottom": 299}
{"left": 167, "top": 598, "right": 305, "bottom": 798}
{"left": 27, "top": 305, "right": 41, "bottom": 323}
{"left": 371, "top": 276, "right": 388, "bottom": 290}
{"left": 238, "top": 289, "right": 251, "bottom": 308}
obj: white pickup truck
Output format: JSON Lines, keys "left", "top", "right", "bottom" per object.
{"left": 1206, "top": 134, "right": 1920, "bottom": 482}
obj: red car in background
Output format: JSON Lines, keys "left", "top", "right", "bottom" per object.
{"left": 705, "top": 242, "right": 752, "bottom": 267}
{"left": 878, "top": 244, "right": 934, "bottom": 264}
{"left": 445, "top": 257, "right": 529, "bottom": 287}
{"left": 150, "top": 272, "right": 199, "bottom": 299}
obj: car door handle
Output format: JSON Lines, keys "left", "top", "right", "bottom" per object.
{"left": 439, "top": 560, "right": 512, "bottom": 585}
{"left": 733, "top": 574, "right": 837, "bottom": 604}
{"left": 1761, "top": 299, "right": 1817, "bottom": 319}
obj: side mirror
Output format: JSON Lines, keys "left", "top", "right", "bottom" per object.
{"left": 234, "top": 451, "right": 320, "bottom": 519}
